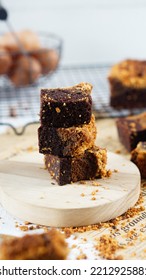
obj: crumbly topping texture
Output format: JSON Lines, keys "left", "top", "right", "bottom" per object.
{"left": 44, "top": 146, "right": 108, "bottom": 185}
{"left": 39, "top": 114, "right": 97, "bottom": 157}
{"left": 0, "top": 230, "right": 68, "bottom": 260}
{"left": 57, "top": 114, "right": 97, "bottom": 156}
{"left": 87, "top": 146, "right": 108, "bottom": 177}
{"left": 41, "top": 82, "right": 93, "bottom": 102}
{"left": 109, "top": 59, "right": 146, "bottom": 88}
{"left": 95, "top": 235, "right": 124, "bottom": 260}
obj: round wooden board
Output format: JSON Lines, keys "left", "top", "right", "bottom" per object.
{"left": 0, "top": 152, "right": 140, "bottom": 227}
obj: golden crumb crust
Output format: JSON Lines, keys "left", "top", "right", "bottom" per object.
{"left": 108, "top": 59, "right": 146, "bottom": 88}
{"left": 0, "top": 229, "right": 69, "bottom": 260}
{"left": 73, "top": 82, "right": 93, "bottom": 94}
{"left": 57, "top": 114, "right": 96, "bottom": 156}
{"left": 42, "top": 114, "right": 97, "bottom": 157}
{"left": 87, "top": 146, "right": 108, "bottom": 177}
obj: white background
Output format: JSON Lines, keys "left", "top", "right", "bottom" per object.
{"left": 0, "top": 0, "right": 146, "bottom": 65}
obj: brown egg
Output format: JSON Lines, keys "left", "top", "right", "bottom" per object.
{"left": 19, "top": 30, "right": 41, "bottom": 51}
{"left": 0, "top": 37, "right": 6, "bottom": 48}
{"left": 0, "top": 47, "right": 12, "bottom": 74}
{"left": 2, "top": 32, "right": 21, "bottom": 52}
{"left": 9, "top": 55, "right": 42, "bottom": 86}
{"left": 33, "top": 48, "right": 59, "bottom": 74}
{"left": 2, "top": 30, "right": 41, "bottom": 53}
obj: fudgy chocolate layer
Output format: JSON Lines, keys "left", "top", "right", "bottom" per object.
{"left": 109, "top": 78, "right": 146, "bottom": 109}
{"left": 40, "top": 83, "right": 92, "bottom": 127}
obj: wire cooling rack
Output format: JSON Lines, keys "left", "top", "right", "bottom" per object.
{"left": 0, "top": 64, "right": 144, "bottom": 135}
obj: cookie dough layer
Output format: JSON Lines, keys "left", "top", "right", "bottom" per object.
{"left": 45, "top": 146, "right": 107, "bottom": 185}
{"left": 38, "top": 114, "right": 97, "bottom": 157}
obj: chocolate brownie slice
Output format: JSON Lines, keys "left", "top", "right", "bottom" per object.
{"left": 108, "top": 59, "right": 146, "bottom": 109}
{"left": 116, "top": 112, "right": 146, "bottom": 151}
{"left": 38, "top": 114, "right": 96, "bottom": 157}
{"left": 131, "top": 142, "right": 146, "bottom": 178}
{"left": 0, "top": 230, "right": 68, "bottom": 260}
{"left": 44, "top": 146, "right": 107, "bottom": 185}
{"left": 40, "top": 82, "right": 92, "bottom": 127}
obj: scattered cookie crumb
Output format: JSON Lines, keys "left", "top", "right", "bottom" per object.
{"left": 91, "top": 197, "right": 96, "bottom": 200}
{"left": 76, "top": 253, "right": 87, "bottom": 260}
{"left": 79, "top": 181, "right": 86, "bottom": 185}
{"left": 19, "top": 226, "right": 29, "bottom": 232}
{"left": 26, "top": 146, "right": 38, "bottom": 152}
{"left": 115, "top": 150, "right": 121, "bottom": 154}
{"left": 71, "top": 244, "right": 77, "bottom": 249}
{"left": 106, "top": 169, "right": 112, "bottom": 177}
{"left": 113, "top": 169, "right": 118, "bottom": 173}
{"left": 95, "top": 234, "right": 124, "bottom": 260}
{"left": 82, "top": 237, "right": 87, "bottom": 242}
{"left": 92, "top": 182, "right": 101, "bottom": 186}
{"left": 80, "top": 193, "right": 85, "bottom": 197}
{"left": 24, "top": 221, "right": 32, "bottom": 225}
{"left": 91, "top": 191, "right": 96, "bottom": 196}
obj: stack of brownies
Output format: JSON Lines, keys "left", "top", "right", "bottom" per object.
{"left": 38, "top": 82, "right": 107, "bottom": 185}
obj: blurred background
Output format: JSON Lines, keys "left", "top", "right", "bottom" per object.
{"left": 0, "top": 0, "right": 146, "bottom": 133}
{"left": 0, "top": 0, "right": 146, "bottom": 65}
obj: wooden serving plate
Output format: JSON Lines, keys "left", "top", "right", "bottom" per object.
{"left": 0, "top": 152, "right": 140, "bottom": 227}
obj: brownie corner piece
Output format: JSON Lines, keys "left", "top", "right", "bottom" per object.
{"left": 40, "top": 83, "right": 92, "bottom": 127}
{"left": 116, "top": 112, "right": 146, "bottom": 151}
{"left": 131, "top": 141, "right": 146, "bottom": 178}
{"left": 108, "top": 59, "right": 146, "bottom": 109}
{"left": 44, "top": 154, "right": 72, "bottom": 185}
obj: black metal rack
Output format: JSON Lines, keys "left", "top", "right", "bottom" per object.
{"left": 0, "top": 64, "right": 145, "bottom": 135}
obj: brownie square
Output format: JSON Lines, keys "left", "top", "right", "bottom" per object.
{"left": 131, "top": 142, "right": 146, "bottom": 178}
{"left": 44, "top": 146, "right": 107, "bottom": 185}
{"left": 38, "top": 114, "right": 96, "bottom": 157}
{"left": 40, "top": 82, "right": 92, "bottom": 128}
{"left": 108, "top": 59, "right": 146, "bottom": 109}
{"left": 0, "top": 230, "right": 68, "bottom": 260}
{"left": 116, "top": 112, "right": 146, "bottom": 151}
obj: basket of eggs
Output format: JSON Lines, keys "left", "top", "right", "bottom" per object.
{"left": 0, "top": 29, "right": 62, "bottom": 87}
